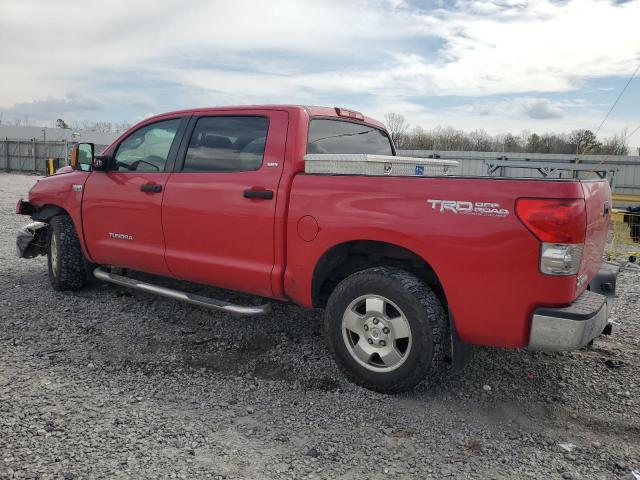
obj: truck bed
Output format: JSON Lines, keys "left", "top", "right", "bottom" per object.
{"left": 285, "top": 174, "right": 611, "bottom": 348}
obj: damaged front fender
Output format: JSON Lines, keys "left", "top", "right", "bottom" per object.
{"left": 16, "top": 222, "right": 48, "bottom": 258}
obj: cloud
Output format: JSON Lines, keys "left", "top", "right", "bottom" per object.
{"left": 165, "top": 0, "right": 640, "bottom": 103}
{"left": 467, "top": 96, "right": 589, "bottom": 120}
{"left": 5, "top": 93, "right": 103, "bottom": 118}
{"left": 523, "top": 99, "right": 564, "bottom": 119}
{"left": 0, "top": 0, "right": 638, "bottom": 145}
{"left": 2, "top": 0, "right": 639, "bottom": 103}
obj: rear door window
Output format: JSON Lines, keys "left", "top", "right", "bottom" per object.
{"left": 307, "top": 119, "right": 393, "bottom": 155}
{"left": 183, "top": 116, "right": 269, "bottom": 172}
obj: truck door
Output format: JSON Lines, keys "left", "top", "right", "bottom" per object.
{"left": 82, "top": 116, "right": 187, "bottom": 276}
{"left": 162, "top": 110, "right": 288, "bottom": 297}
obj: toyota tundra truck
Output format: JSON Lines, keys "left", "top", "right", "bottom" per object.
{"left": 15, "top": 105, "right": 618, "bottom": 393}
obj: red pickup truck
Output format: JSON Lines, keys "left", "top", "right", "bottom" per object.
{"left": 16, "top": 105, "right": 617, "bottom": 393}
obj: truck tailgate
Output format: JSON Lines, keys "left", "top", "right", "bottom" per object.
{"left": 579, "top": 180, "right": 611, "bottom": 290}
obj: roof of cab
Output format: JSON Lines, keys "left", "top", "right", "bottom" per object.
{"left": 142, "top": 105, "right": 386, "bottom": 130}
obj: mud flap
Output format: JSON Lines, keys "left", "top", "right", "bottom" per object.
{"left": 448, "top": 309, "right": 474, "bottom": 372}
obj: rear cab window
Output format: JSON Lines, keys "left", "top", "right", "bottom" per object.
{"left": 307, "top": 118, "right": 393, "bottom": 155}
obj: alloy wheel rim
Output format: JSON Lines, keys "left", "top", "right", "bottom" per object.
{"left": 341, "top": 294, "right": 412, "bottom": 372}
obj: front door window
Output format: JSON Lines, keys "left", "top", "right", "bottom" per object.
{"left": 114, "top": 119, "right": 181, "bottom": 172}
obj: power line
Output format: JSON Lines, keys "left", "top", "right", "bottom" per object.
{"left": 625, "top": 123, "right": 640, "bottom": 142}
{"left": 593, "top": 61, "right": 640, "bottom": 137}
{"left": 575, "top": 59, "right": 639, "bottom": 165}
{"left": 587, "top": 124, "right": 640, "bottom": 175}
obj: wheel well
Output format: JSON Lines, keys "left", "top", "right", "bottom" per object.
{"left": 311, "top": 241, "right": 445, "bottom": 308}
{"left": 32, "top": 204, "right": 67, "bottom": 222}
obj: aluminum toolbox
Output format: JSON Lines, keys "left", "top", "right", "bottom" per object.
{"left": 304, "top": 154, "right": 458, "bottom": 177}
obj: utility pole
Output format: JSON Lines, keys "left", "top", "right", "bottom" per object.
{"left": 4, "top": 137, "right": 8, "bottom": 173}
{"left": 42, "top": 129, "right": 48, "bottom": 160}
{"left": 32, "top": 138, "right": 37, "bottom": 174}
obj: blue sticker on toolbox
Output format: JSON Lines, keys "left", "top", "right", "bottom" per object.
{"left": 415, "top": 165, "right": 425, "bottom": 175}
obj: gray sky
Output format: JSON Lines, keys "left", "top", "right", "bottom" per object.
{"left": 1, "top": 0, "right": 639, "bottom": 148}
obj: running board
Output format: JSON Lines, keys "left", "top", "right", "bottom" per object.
{"left": 93, "top": 267, "right": 269, "bottom": 316}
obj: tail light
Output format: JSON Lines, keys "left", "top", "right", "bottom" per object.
{"left": 516, "top": 198, "right": 586, "bottom": 276}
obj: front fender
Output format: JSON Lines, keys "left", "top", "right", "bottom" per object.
{"left": 27, "top": 170, "right": 93, "bottom": 262}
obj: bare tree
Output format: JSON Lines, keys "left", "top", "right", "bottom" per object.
{"left": 395, "top": 124, "right": 630, "bottom": 155}
{"left": 468, "top": 129, "right": 493, "bottom": 151}
{"left": 384, "top": 113, "right": 410, "bottom": 149}
{"left": 502, "top": 133, "right": 522, "bottom": 152}
{"left": 113, "top": 121, "right": 131, "bottom": 134}
{"left": 403, "top": 126, "right": 434, "bottom": 150}
{"left": 600, "top": 130, "right": 629, "bottom": 155}
{"left": 569, "top": 129, "right": 601, "bottom": 154}
{"left": 71, "top": 120, "right": 131, "bottom": 134}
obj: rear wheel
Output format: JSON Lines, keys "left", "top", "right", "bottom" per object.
{"left": 324, "top": 267, "right": 449, "bottom": 393}
{"left": 47, "top": 215, "right": 87, "bottom": 291}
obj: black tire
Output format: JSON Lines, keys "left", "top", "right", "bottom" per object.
{"left": 324, "top": 267, "right": 449, "bottom": 393}
{"left": 47, "top": 215, "right": 87, "bottom": 291}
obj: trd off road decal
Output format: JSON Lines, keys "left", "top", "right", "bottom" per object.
{"left": 427, "top": 199, "right": 510, "bottom": 217}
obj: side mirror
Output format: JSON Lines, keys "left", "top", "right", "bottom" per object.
{"left": 70, "top": 143, "right": 94, "bottom": 172}
{"left": 92, "top": 155, "right": 112, "bottom": 171}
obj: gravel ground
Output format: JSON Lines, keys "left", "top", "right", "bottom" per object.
{"left": 1, "top": 172, "right": 639, "bottom": 480}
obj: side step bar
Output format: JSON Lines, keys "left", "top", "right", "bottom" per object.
{"left": 93, "top": 267, "right": 269, "bottom": 316}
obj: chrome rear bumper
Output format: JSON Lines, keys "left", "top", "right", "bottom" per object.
{"left": 528, "top": 263, "right": 619, "bottom": 351}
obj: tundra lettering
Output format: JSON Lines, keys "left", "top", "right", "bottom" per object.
{"left": 109, "top": 232, "right": 133, "bottom": 241}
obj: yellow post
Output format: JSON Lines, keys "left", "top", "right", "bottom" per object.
{"left": 47, "top": 157, "right": 54, "bottom": 176}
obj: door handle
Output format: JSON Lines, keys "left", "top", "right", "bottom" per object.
{"left": 140, "top": 184, "right": 162, "bottom": 193}
{"left": 243, "top": 189, "right": 274, "bottom": 200}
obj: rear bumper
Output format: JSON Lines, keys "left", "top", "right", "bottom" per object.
{"left": 528, "top": 262, "right": 619, "bottom": 351}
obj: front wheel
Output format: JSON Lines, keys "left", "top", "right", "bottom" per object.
{"left": 47, "top": 215, "right": 88, "bottom": 291}
{"left": 324, "top": 267, "right": 449, "bottom": 393}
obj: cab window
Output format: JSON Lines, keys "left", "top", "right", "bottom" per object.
{"left": 183, "top": 116, "right": 269, "bottom": 172}
{"left": 114, "top": 119, "right": 181, "bottom": 172}
{"left": 307, "top": 119, "right": 393, "bottom": 155}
